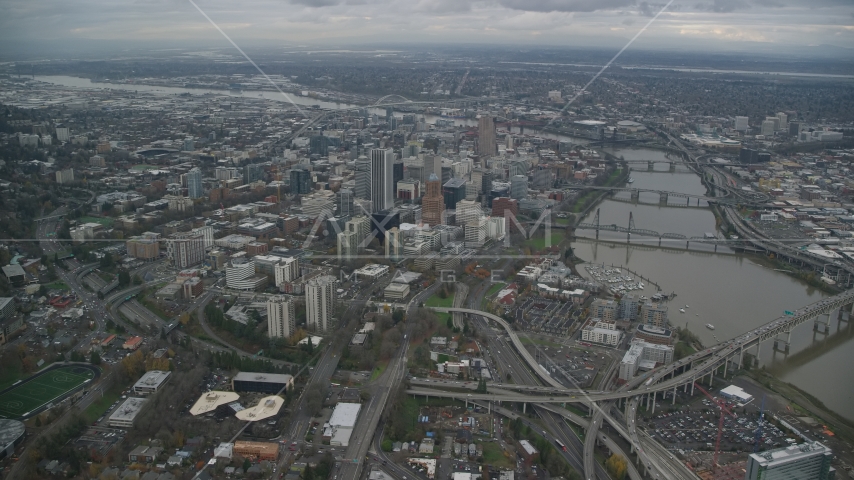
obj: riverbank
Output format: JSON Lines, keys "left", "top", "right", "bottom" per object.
{"left": 738, "top": 370, "right": 854, "bottom": 448}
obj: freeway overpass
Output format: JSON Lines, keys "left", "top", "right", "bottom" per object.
{"left": 435, "top": 291, "right": 854, "bottom": 399}
{"left": 430, "top": 294, "right": 854, "bottom": 478}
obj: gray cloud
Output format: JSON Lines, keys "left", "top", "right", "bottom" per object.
{"left": 496, "top": 0, "right": 636, "bottom": 12}
{"left": 695, "top": 0, "right": 750, "bottom": 13}
{"left": 753, "top": 0, "right": 784, "bottom": 7}
{"left": 0, "top": 0, "right": 852, "bottom": 55}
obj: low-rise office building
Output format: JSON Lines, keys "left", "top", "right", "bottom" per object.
{"left": 745, "top": 442, "right": 834, "bottom": 480}
{"left": 233, "top": 441, "right": 279, "bottom": 462}
{"left": 133, "top": 370, "right": 172, "bottom": 395}
{"left": 232, "top": 372, "right": 294, "bottom": 393}
{"left": 109, "top": 397, "right": 147, "bottom": 428}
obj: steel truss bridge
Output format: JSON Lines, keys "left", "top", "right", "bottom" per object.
{"left": 573, "top": 209, "right": 730, "bottom": 246}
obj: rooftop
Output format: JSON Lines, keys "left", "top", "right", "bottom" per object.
{"left": 749, "top": 441, "right": 831, "bottom": 466}
{"left": 189, "top": 391, "right": 241, "bottom": 416}
{"left": 109, "top": 397, "right": 147, "bottom": 423}
{"left": 134, "top": 370, "right": 172, "bottom": 389}
{"left": 329, "top": 402, "right": 361, "bottom": 428}
{"left": 235, "top": 395, "right": 284, "bottom": 422}
{"left": 233, "top": 372, "right": 294, "bottom": 385}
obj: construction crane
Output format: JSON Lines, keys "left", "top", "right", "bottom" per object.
{"left": 754, "top": 395, "right": 767, "bottom": 453}
{"left": 693, "top": 382, "right": 737, "bottom": 474}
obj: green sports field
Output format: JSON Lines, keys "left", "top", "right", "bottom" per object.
{"left": 0, "top": 365, "right": 97, "bottom": 419}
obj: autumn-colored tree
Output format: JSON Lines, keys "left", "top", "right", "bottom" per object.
{"left": 121, "top": 350, "right": 145, "bottom": 379}
{"left": 605, "top": 454, "right": 628, "bottom": 480}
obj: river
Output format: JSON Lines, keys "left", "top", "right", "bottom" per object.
{"left": 576, "top": 148, "right": 854, "bottom": 422}
{"left": 32, "top": 76, "right": 589, "bottom": 145}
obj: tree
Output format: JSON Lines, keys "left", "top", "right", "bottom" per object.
{"left": 97, "top": 291, "right": 104, "bottom": 300}
{"left": 132, "top": 274, "right": 143, "bottom": 285}
{"left": 90, "top": 351, "right": 101, "bottom": 365}
{"left": 605, "top": 454, "right": 628, "bottom": 480}
{"left": 118, "top": 270, "right": 130, "bottom": 287}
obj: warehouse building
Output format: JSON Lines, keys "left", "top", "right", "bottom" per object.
{"left": 232, "top": 372, "right": 294, "bottom": 394}
{"left": 322, "top": 402, "right": 361, "bottom": 447}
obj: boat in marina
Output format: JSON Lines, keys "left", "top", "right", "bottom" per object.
{"left": 679, "top": 308, "right": 685, "bottom": 313}
{"left": 706, "top": 324, "right": 715, "bottom": 330}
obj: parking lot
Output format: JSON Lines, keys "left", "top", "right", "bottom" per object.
{"left": 526, "top": 344, "right": 606, "bottom": 389}
{"left": 647, "top": 406, "right": 793, "bottom": 453}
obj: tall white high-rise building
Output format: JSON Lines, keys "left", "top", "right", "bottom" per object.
{"left": 186, "top": 167, "right": 203, "bottom": 199}
{"left": 385, "top": 227, "right": 403, "bottom": 261}
{"left": 370, "top": 148, "right": 394, "bottom": 212}
{"left": 267, "top": 296, "right": 295, "bottom": 339}
{"left": 55, "top": 127, "right": 70, "bottom": 142}
{"left": 761, "top": 120, "right": 776, "bottom": 137}
{"left": 734, "top": 116, "right": 749, "bottom": 132}
{"left": 464, "top": 217, "right": 488, "bottom": 248}
{"left": 306, "top": 275, "right": 336, "bottom": 333}
{"left": 274, "top": 257, "right": 300, "bottom": 287}
{"left": 166, "top": 231, "right": 206, "bottom": 269}
{"left": 776, "top": 112, "right": 788, "bottom": 131}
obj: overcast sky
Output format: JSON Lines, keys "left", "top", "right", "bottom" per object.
{"left": 1, "top": 0, "right": 852, "bottom": 55}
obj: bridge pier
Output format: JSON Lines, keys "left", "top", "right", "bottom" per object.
{"left": 648, "top": 161, "right": 654, "bottom": 171}
{"left": 723, "top": 358, "right": 728, "bottom": 377}
{"left": 691, "top": 380, "right": 695, "bottom": 396}
{"left": 522, "top": 402, "right": 526, "bottom": 414}
{"left": 773, "top": 331, "right": 792, "bottom": 353}
{"left": 659, "top": 192, "right": 668, "bottom": 205}
{"left": 651, "top": 393, "right": 656, "bottom": 414}
{"left": 673, "top": 386, "right": 677, "bottom": 405}
{"left": 669, "top": 163, "right": 676, "bottom": 173}
{"left": 631, "top": 189, "right": 640, "bottom": 203}
{"left": 814, "top": 314, "right": 831, "bottom": 334}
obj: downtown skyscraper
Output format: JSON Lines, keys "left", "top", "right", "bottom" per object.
{"left": 186, "top": 167, "right": 203, "bottom": 199}
{"left": 370, "top": 148, "right": 394, "bottom": 213}
{"left": 477, "top": 116, "right": 497, "bottom": 157}
{"left": 421, "top": 173, "right": 445, "bottom": 227}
